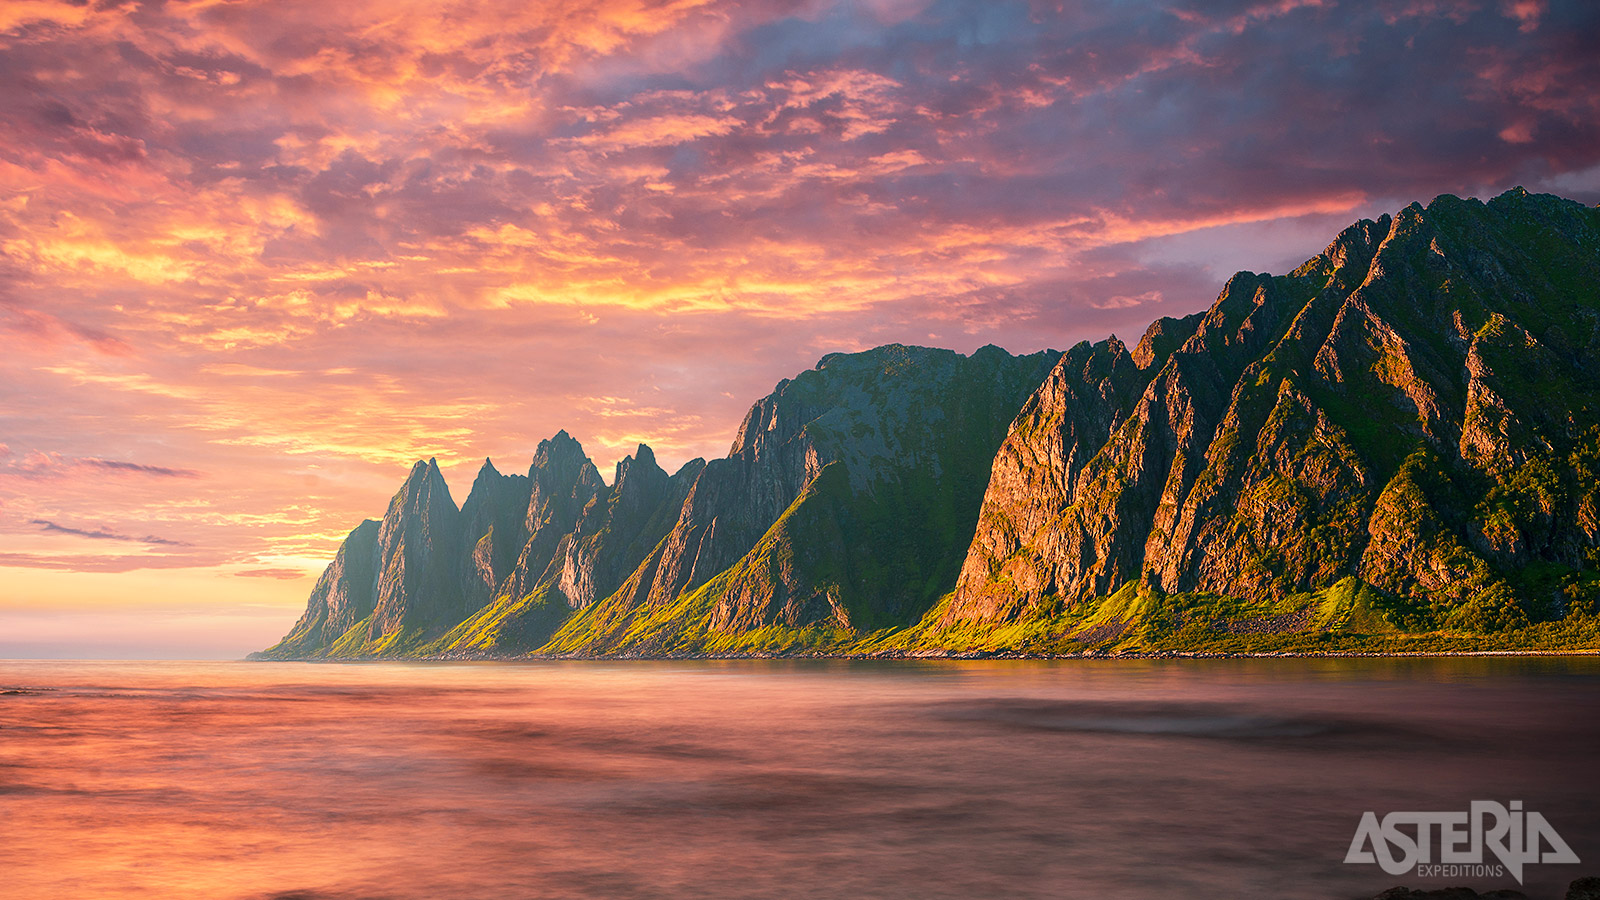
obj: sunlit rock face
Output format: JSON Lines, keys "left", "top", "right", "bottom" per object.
{"left": 948, "top": 189, "right": 1600, "bottom": 634}
{"left": 261, "top": 519, "right": 381, "bottom": 658}
{"left": 493, "top": 431, "right": 607, "bottom": 606}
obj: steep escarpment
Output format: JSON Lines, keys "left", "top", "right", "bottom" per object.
{"left": 541, "top": 343, "right": 1059, "bottom": 654}
{"left": 344, "top": 458, "right": 467, "bottom": 653}
{"left": 262, "top": 519, "right": 380, "bottom": 658}
{"left": 948, "top": 327, "right": 1193, "bottom": 622}
{"left": 934, "top": 188, "right": 1600, "bottom": 647}
{"left": 458, "top": 458, "right": 531, "bottom": 612}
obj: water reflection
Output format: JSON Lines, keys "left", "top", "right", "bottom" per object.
{"left": 0, "top": 658, "right": 1595, "bottom": 899}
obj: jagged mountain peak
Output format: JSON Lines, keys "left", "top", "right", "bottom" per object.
{"left": 362, "top": 455, "right": 468, "bottom": 646}
{"left": 396, "top": 456, "right": 455, "bottom": 510}
{"left": 1300, "top": 213, "right": 1391, "bottom": 280}
{"left": 613, "top": 443, "right": 661, "bottom": 491}
{"left": 1132, "top": 313, "right": 1204, "bottom": 370}
{"left": 531, "top": 430, "right": 587, "bottom": 466}
{"left": 525, "top": 432, "right": 604, "bottom": 511}
{"left": 481, "top": 430, "right": 608, "bottom": 608}
{"left": 386, "top": 457, "right": 455, "bottom": 515}
{"left": 464, "top": 457, "right": 527, "bottom": 499}
{"left": 458, "top": 454, "right": 533, "bottom": 618}
{"left": 463, "top": 458, "right": 519, "bottom": 507}
{"left": 1064, "top": 334, "right": 1133, "bottom": 368}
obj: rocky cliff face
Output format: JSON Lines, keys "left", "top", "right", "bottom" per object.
{"left": 945, "top": 188, "right": 1600, "bottom": 635}
{"left": 543, "top": 343, "right": 1059, "bottom": 653}
{"left": 948, "top": 332, "right": 1176, "bottom": 621}
{"left": 260, "top": 519, "right": 380, "bottom": 657}
{"left": 550, "top": 445, "right": 704, "bottom": 609}
{"left": 260, "top": 459, "right": 470, "bottom": 657}
{"left": 363, "top": 458, "right": 466, "bottom": 645}
{"left": 458, "top": 458, "right": 531, "bottom": 612}
{"left": 497, "top": 431, "right": 607, "bottom": 603}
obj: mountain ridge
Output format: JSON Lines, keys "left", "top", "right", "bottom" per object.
{"left": 255, "top": 189, "right": 1600, "bottom": 660}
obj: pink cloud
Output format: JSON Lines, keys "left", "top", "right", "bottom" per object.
{"left": 1503, "top": 0, "right": 1548, "bottom": 31}
{"left": 1, "top": 452, "right": 200, "bottom": 481}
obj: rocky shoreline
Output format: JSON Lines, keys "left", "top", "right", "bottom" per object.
{"left": 1372, "top": 877, "right": 1600, "bottom": 900}
{"left": 250, "top": 647, "right": 1600, "bottom": 662}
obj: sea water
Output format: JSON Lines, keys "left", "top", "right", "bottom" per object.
{"left": 1, "top": 658, "right": 1595, "bottom": 899}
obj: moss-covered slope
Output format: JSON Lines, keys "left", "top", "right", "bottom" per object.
{"left": 935, "top": 187, "right": 1600, "bottom": 652}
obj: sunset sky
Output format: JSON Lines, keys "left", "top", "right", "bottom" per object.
{"left": 2, "top": 0, "right": 1598, "bottom": 657}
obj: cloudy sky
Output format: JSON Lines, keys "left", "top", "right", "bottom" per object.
{"left": 2, "top": 0, "right": 1597, "bottom": 657}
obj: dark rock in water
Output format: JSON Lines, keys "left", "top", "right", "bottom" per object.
{"left": 1568, "top": 876, "right": 1600, "bottom": 900}
{"left": 1371, "top": 887, "right": 1527, "bottom": 899}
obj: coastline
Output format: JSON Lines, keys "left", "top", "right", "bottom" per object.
{"left": 247, "top": 647, "right": 1600, "bottom": 662}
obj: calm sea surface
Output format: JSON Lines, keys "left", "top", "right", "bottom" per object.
{"left": 1, "top": 658, "right": 1596, "bottom": 900}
